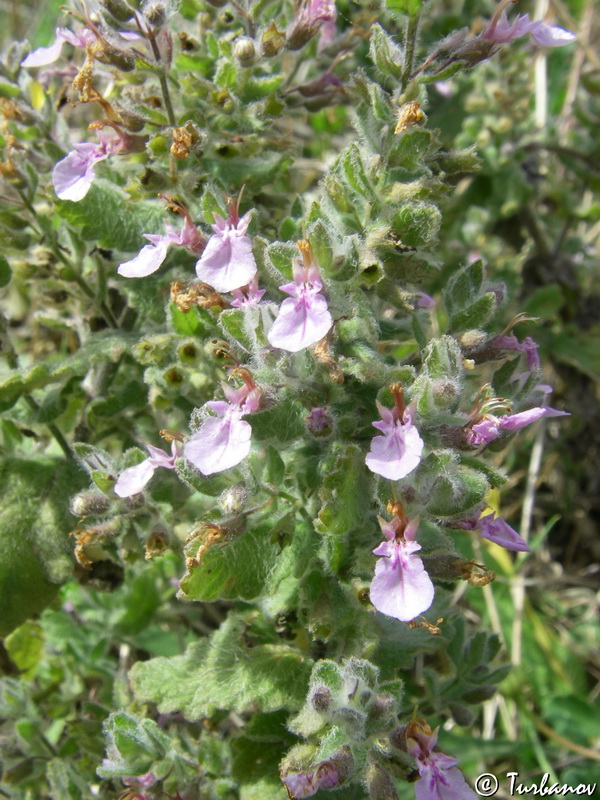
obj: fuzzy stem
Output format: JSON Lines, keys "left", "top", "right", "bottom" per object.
{"left": 401, "top": 12, "right": 421, "bottom": 92}
{"left": 149, "top": 36, "right": 176, "bottom": 127}
{"left": 24, "top": 395, "right": 74, "bottom": 461}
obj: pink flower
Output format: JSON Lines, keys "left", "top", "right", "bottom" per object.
{"left": 21, "top": 26, "right": 96, "bottom": 68}
{"left": 281, "top": 761, "right": 340, "bottom": 799}
{"left": 230, "top": 277, "right": 266, "bottom": 308}
{"left": 366, "top": 400, "right": 424, "bottom": 481}
{"left": 286, "top": 0, "right": 337, "bottom": 51}
{"left": 184, "top": 378, "right": 261, "bottom": 475}
{"left": 370, "top": 515, "right": 434, "bottom": 622}
{"left": 481, "top": 4, "right": 576, "bottom": 48}
{"left": 406, "top": 721, "right": 477, "bottom": 800}
{"left": 305, "top": 405, "right": 333, "bottom": 436}
{"left": 52, "top": 130, "right": 124, "bottom": 202}
{"left": 491, "top": 334, "right": 540, "bottom": 370}
{"left": 477, "top": 512, "right": 531, "bottom": 552}
{"left": 267, "top": 241, "right": 333, "bottom": 352}
{"left": 114, "top": 442, "right": 180, "bottom": 497}
{"left": 195, "top": 205, "right": 257, "bottom": 293}
{"left": 467, "top": 404, "right": 569, "bottom": 446}
{"left": 118, "top": 216, "right": 204, "bottom": 278}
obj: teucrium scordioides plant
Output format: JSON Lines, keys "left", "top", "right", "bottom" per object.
{"left": 0, "top": 0, "right": 575, "bottom": 797}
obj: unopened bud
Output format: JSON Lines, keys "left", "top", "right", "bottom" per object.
{"left": 116, "top": 106, "right": 146, "bottom": 132}
{"left": 262, "top": 21, "right": 285, "bottom": 57}
{"left": 388, "top": 725, "right": 408, "bottom": 751}
{"left": 449, "top": 702, "right": 476, "bottom": 727}
{"left": 99, "top": 0, "right": 135, "bottom": 22}
{"left": 71, "top": 491, "right": 111, "bottom": 517}
{"left": 311, "top": 686, "right": 332, "bottom": 712}
{"left": 432, "top": 379, "right": 458, "bottom": 407}
{"left": 219, "top": 485, "right": 247, "bottom": 515}
{"left": 233, "top": 36, "right": 256, "bottom": 66}
{"left": 422, "top": 554, "right": 473, "bottom": 581}
{"left": 370, "top": 693, "right": 395, "bottom": 718}
{"left": 95, "top": 39, "right": 136, "bottom": 71}
{"left": 366, "top": 762, "right": 400, "bottom": 800}
{"left": 459, "top": 329, "right": 488, "bottom": 352}
{"left": 144, "top": 2, "right": 166, "bottom": 27}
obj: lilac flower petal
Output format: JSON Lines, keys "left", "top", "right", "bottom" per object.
{"left": 22, "top": 35, "right": 66, "bottom": 67}
{"left": 118, "top": 236, "right": 171, "bottom": 278}
{"left": 267, "top": 292, "right": 333, "bottom": 352}
{"left": 114, "top": 459, "right": 156, "bottom": 497}
{"left": 195, "top": 216, "right": 257, "bottom": 292}
{"left": 415, "top": 762, "right": 478, "bottom": 800}
{"left": 499, "top": 407, "right": 548, "bottom": 430}
{"left": 147, "top": 444, "right": 176, "bottom": 469}
{"left": 185, "top": 414, "right": 252, "bottom": 475}
{"left": 478, "top": 513, "right": 531, "bottom": 552}
{"left": 365, "top": 421, "right": 424, "bottom": 481}
{"left": 468, "top": 418, "right": 500, "bottom": 445}
{"left": 371, "top": 538, "right": 434, "bottom": 622}
{"left": 52, "top": 145, "right": 107, "bottom": 202}
{"left": 528, "top": 21, "right": 577, "bottom": 46}
{"left": 281, "top": 771, "right": 318, "bottom": 799}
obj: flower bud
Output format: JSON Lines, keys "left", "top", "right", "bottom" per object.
{"left": 370, "top": 693, "right": 395, "bottom": 718}
{"left": 262, "top": 22, "right": 285, "bottom": 57}
{"left": 459, "top": 329, "right": 488, "bottom": 352}
{"left": 365, "top": 762, "right": 400, "bottom": 800}
{"left": 94, "top": 39, "right": 136, "bottom": 71}
{"left": 99, "top": 0, "right": 135, "bottom": 22}
{"left": 449, "top": 702, "right": 476, "bottom": 727}
{"left": 432, "top": 379, "right": 458, "bottom": 408}
{"left": 116, "top": 106, "right": 146, "bottom": 132}
{"left": 71, "top": 491, "right": 111, "bottom": 517}
{"left": 219, "top": 485, "right": 248, "bottom": 515}
{"left": 144, "top": 1, "right": 167, "bottom": 27}
{"left": 310, "top": 686, "right": 332, "bottom": 712}
{"left": 233, "top": 36, "right": 256, "bottom": 66}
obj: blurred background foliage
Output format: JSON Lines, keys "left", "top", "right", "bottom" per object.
{"left": 0, "top": 0, "right": 599, "bottom": 797}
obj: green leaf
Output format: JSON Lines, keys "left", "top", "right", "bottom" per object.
{"left": 450, "top": 292, "right": 497, "bottom": 331}
{"left": 369, "top": 24, "right": 403, "bottom": 81}
{"left": 4, "top": 621, "right": 44, "bottom": 679}
{"left": 179, "top": 518, "right": 281, "bottom": 602}
{"left": 56, "top": 180, "right": 164, "bottom": 252}
{"left": 390, "top": 201, "right": 442, "bottom": 248}
{"left": 219, "top": 308, "right": 254, "bottom": 351}
{"left": 0, "top": 255, "right": 11, "bottom": 288}
{"left": 342, "top": 143, "right": 376, "bottom": 202}
{"left": 249, "top": 395, "right": 306, "bottom": 443}
{"left": 0, "top": 457, "right": 87, "bottom": 637}
{"left": 550, "top": 323, "right": 600, "bottom": 383}
{"left": 386, "top": 0, "right": 422, "bottom": 14}
{"left": 307, "top": 220, "right": 334, "bottom": 274}
{"left": 169, "top": 303, "right": 212, "bottom": 336}
{"left": 445, "top": 259, "right": 485, "bottom": 314}
{"left": 231, "top": 737, "right": 290, "bottom": 800}
{"left": 131, "top": 615, "right": 313, "bottom": 717}
{"left": 314, "top": 442, "right": 370, "bottom": 538}
{"left": 417, "top": 451, "right": 489, "bottom": 517}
